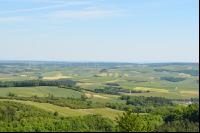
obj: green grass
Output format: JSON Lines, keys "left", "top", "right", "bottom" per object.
{"left": 0, "top": 99, "right": 123, "bottom": 120}
{"left": 0, "top": 86, "right": 82, "bottom": 98}
{"left": 124, "top": 92, "right": 199, "bottom": 99}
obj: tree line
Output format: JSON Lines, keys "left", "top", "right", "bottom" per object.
{"left": 0, "top": 79, "right": 76, "bottom": 88}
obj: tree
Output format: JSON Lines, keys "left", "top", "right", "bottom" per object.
{"left": 48, "top": 93, "right": 54, "bottom": 100}
{"left": 116, "top": 111, "right": 145, "bottom": 132}
{"left": 183, "top": 104, "right": 199, "bottom": 122}
{"left": 7, "top": 92, "right": 17, "bottom": 97}
{"left": 32, "top": 95, "right": 38, "bottom": 99}
{"left": 156, "top": 120, "right": 199, "bottom": 132}
{"left": 116, "top": 110, "right": 163, "bottom": 132}
{"left": 54, "top": 111, "right": 59, "bottom": 116}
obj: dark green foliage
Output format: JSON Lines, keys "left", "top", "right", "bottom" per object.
{"left": 53, "top": 111, "right": 59, "bottom": 116}
{"left": 7, "top": 92, "right": 17, "bottom": 97}
{"left": 99, "top": 69, "right": 108, "bottom": 73}
{"left": 0, "top": 96, "right": 199, "bottom": 132}
{"left": 121, "top": 96, "right": 173, "bottom": 106}
{"left": 105, "top": 102, "right": 133, "bottom": 111}
{"left": 156, "top": 120, "right": 199, "bottom": 132}
{"left": 156, "top": 104, "right": 199, "bottom": 132}
{"left": 0, "top": 79, "right": 76, "bottom": 88}
{"left": 183, "top": 104, "right": 199, "bottom": 122}
{"left": 0, "top": 101, "right": 114, "bottom": 132}
{"left": 94, "top": 87, "right": 122, "bottom": 95}
{"left": 119, "top": 96, "right": 177, "bottom": 114}
{"left": 150, "top": 104, "right": 199, "bottom": 132}
{"left": 164, "top": 104, "right": 199, "bottom": 123}
{"left": 58, "top": 85, "right": 83, "bottom": 92}
{"left": 105, "top": 83, "right": 120, "bottom": 86}
{"left": 160, "top": 77, "right": 186, "bottom": 82}
{"left": 0, "top": 96, "right": 105, "bottom": 109}
{"left": 116, "top": 110, "right": 163, "bottom": 132}
{"left": 190, "top": 98, "right": 199, "bottom": 104}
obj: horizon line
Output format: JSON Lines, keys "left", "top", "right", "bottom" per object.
{"left": 0, "top": 59, "right": 199, "bottom": 64}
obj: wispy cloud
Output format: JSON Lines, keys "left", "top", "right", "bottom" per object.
{"left": 0, "top": 0, "right": 94, "bottom": 15}
{"left": 0, "top": 0, "right": 123, "bottom": 22}
{"left": 50, "top": 8, "right": 122, "bottom": 19}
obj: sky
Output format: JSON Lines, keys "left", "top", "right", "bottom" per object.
{"left": 0, "top": 0, "right": 199, "bottom": 63}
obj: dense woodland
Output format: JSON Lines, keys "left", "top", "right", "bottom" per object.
{"left": 160, "top": 77, "right": 186, "bottom": 82}
{"left": 121, "top": 95, "right": 173, "bottom": 106}
{"left": 0, "top": 101, "right": 114, "bottom": 132}
{"left": 0, "top": 80, "right": 76, "bottom": 88}
{"left": 0, "top": 100, "right": 198, "bottom": 132}
{"left": 117, "top": 103, "right": 199, "bottom": 132}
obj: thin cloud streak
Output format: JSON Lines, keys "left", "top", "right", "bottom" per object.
{"left": 50, "top": 9, "right": 122, "bottom": 19}
{"left": 0, "top": 0, "right": 93, "bottom": 15}
{"left": 0, "top": 0, "right": 124, "bottom": 23}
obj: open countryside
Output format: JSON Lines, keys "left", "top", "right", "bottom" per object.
{"left": 0, "top": 0, "right": 199, "bottom": 132}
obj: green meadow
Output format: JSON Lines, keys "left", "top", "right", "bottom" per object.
{"left": 0, "top": 86, "right": 82, "bottom": 98}
{"left": 0, "top": 99, "right": 123, "bottom": 120}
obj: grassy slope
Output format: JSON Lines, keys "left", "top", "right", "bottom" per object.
{"left": 0, "top": 99, "right": 123, "bottom": 120}
{"left": 0, "top": 85, "right": 198, "bottom": 100}
{"left": 123, "top": 92, "right": 199, "bottom": 99}
{"left": 0, "top": 86, "right": 82, "bottom": 98}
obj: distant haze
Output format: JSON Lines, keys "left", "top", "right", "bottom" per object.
{"left": 0, "top": 0, "right": 199, "bottom": 63}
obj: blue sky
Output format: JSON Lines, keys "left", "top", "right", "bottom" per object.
{"left": 0, "top": 0, "right": 199, "bottom": 62}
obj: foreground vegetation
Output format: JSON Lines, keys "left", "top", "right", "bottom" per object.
{"left": 0, "top": 101, "right": 114, "bottom": 132}
{"left": 0, "top": 100, "right": 198, "bottom": 132}
{"left": 117, "top": 103, "right": 199, "bottom": 132}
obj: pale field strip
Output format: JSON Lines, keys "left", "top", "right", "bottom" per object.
{"left": 0, "top": 78, "right": 7, "bottom": 79}
{"left": 43, "top": 73, "right": 72, "bottom": 80}
{"left": 85, "top": 93, "right": 109, "bottom": 99}
{"left": 133, "top": 87, "right": 169, "bottom": 93}
{"left": 20, "top": 75, "right": 27, "bottom": 77}
{"left": 179, "top": 91, "right": 199, "bottom": 95}
{"left": 76, "top": 82, "right": 94, "bottom": 86}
